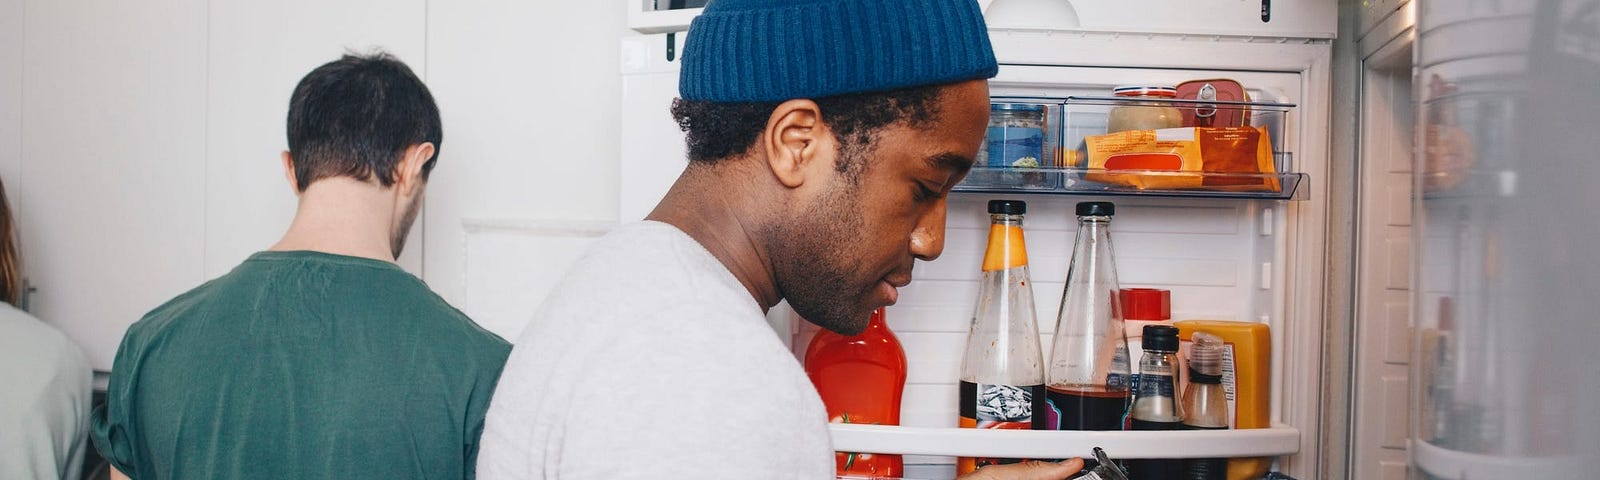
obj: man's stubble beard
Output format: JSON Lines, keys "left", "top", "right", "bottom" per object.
{"left": 767, "top": 174, "right": 877, "bottom": 336}
{"left": 390, "top": 195, "right": 422, "bottom": 260}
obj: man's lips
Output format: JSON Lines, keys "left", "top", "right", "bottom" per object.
{"left": 879, "top": 275, "right": 912, "bottom": 306}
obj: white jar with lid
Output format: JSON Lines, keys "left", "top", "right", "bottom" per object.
{"left": 1106, "top": 86, "right": 1184, "bottom": 133}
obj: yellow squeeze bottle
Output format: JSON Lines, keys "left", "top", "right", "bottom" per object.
{"left": 1173, "top": 320, "right": 1272, "bottom": 480}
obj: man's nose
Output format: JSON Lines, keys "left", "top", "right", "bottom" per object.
{"left": 910, "top": 201, "right": 948, "bottom": 261}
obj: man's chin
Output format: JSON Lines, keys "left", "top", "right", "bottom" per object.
{"left": 798, "top": 305, "right": 874, "bottom": 336}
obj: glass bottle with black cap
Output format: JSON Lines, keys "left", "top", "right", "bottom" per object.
{"left": 957, "top": 199, "right": 1047, "bottom": 475}
{"left": 1047, "top": 201, "right": 1132, "bottom": 432}
{"left": 1127, "top": 325, "right": 1183, "bottom": 480}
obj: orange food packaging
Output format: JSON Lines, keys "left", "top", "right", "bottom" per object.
{"left": 1174, "top": 320, "right": 1272, "bottom": 480}
{"left": 1083, "top": 126, "right": 1278, "bottom": 192}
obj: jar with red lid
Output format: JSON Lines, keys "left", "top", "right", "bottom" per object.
{"left": 1106, "top": 86, "right": 1184, "bottom": 133}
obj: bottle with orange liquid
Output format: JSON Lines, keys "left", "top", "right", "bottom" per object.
{"left": 803, "top": 308, "right": 906, "bottom": 478}
{"left": 957, "top": 199, "right": 1047, "bottom": 475}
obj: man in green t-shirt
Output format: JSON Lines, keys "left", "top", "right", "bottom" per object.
{"left": 90, "top": 52, "right": 511, "bottom": 480}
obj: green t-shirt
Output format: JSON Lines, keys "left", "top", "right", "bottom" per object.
{"left": 90, "top": 251, "right": 511, "bottom": 480}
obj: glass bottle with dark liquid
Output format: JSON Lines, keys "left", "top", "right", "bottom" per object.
{"left": 1181, "top": 332, "right": 1229, "bottom": 480}
{"left": 1047, "top": 202, "right": 1131, "bottom": 432}
{"left": 1127, "top": 325, "right": 1182, "bottom": 480}
{"left": 957, "top": 200, "right": 1047, "bottom": 475}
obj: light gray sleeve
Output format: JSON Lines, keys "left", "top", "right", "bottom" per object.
{"left": 0, "top": 318, "right": 94, "bottom": 480}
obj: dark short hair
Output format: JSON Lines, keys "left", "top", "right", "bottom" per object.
{"left": 670, "top": 85, "right": 943, "bottom": 173}
{"left": 286, "top": 51, "right": 441, "bottom": 191}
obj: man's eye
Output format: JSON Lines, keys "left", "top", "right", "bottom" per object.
{"left": 913, "top": 184, "right": 942, "bottom": 202}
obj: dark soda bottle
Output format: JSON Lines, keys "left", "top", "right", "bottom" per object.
{"left": 1047, "top": 202, "right": 1131, "bottom": 432}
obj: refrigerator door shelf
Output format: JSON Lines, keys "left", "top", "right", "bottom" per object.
{"left": 829, "top": 423, "right": 1299, "bottom": 459}
{"left": 954, "top": 168, "right": 1307, "bottom": 201}
{"left": 1410, "top": 439, "right": 1588, "bottom": 479}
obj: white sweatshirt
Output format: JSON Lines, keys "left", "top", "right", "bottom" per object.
{"left": 476, "top": 221, "right": 834, "bottom": 480}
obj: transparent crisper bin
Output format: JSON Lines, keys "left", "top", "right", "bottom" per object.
{"left": 956, "top": 96, "right": 1306, "bottom": 201}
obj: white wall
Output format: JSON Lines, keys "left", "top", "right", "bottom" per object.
{"left": 18, "top": 0, "right": 210, "bottom": 370}
{"left": 421, "top": 1, "right": 627, "bottom": 340}
{"left": 11, "top": 0, "right": 631, "bottom": 369}
{"left": 0, "top": 0, "right": 20, "bottom": 218}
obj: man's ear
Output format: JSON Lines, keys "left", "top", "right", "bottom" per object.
{"left": 281, "top": 151, "right": 301, "bottom": 195}
{"left": 394, "top": 142, "right": 436, "bottom": 197}
{"left": 761, "top": 99, "right": 833, "bottom": 189}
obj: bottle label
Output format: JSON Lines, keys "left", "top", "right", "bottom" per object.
{"left": 1135, "top": 371, "right": 1176, "bottom": 400}
{"left": 1220, "top": 344, "right": 1237, "bottom": 428}
{"left": 1107, "top": 344, "right": 1131, "bottom": 389}
{"left": 958, "top": 381, "right": 1047, "bottom": 474}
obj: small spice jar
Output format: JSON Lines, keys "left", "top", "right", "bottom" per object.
{"left": 983, "top": 103, "right": 1047, "bottom": 168}
{"left": 1106, "top": 86, "right": 1184, "bottom": 133}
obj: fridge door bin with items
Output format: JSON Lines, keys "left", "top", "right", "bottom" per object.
{"left": 957, "top": 95, "right": 1307, "bottom": 201}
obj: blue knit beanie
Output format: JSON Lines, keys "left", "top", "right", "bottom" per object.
{"left": 679, "top": 0, "right": 998, "bottom": 103}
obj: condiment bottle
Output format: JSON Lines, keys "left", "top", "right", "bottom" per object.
{"left": 1047, "top": 201, "right": 1131, "bottom": 432}
{"left": 957, "top": 199, "right": 1047, "bottom": 474}
{"left": 803, "top": 308, "right": 905, "bottom": 478}
{"left": 1181, "top": 332, "right": 1229, "bottom": 480}
{"left": 1127, "top": 325, "right": 1182, "bottom": 480}
{"left": 1121, "top": 288, "right": 1172, "bottom": 391}
{"left": 1106, "top": 86, "right": 1184, "bottom": 133}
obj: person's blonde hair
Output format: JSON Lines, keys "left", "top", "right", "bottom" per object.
{"left": 0, "top": 176, "right": 20, "bottom": 307}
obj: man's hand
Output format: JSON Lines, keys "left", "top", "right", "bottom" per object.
{"left": 958, "top": 458, "right": 1086, "bottom": 480}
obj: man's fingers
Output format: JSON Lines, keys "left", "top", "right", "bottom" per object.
{"left": 957, "top": 458, "right": 1086, "bottom": 480}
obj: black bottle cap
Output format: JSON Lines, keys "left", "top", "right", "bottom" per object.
{"left": 1141, "top": 324, "right": 1179, "bottom": 351}
{"left": 988, "top": 199, "right": 1027, "bottom": 215}
{"left": 1076, "top": 201, "right": 1114, "bottom": 216}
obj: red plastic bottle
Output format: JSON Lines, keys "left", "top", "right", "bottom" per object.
{"left": 803, "top": 308, "right": 907, "bottom": 477}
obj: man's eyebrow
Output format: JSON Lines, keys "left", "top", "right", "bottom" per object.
{"left": 927, "top": 152, "right": 974, "bottom": 176}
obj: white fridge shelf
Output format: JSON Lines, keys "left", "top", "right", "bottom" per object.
{"left": 628, "top": 6, "right": 701, "bottom": 34}
{"left": 829, "top": 424, "right": 1300, "bottom": 459}
{"left": 1410, "top": 440, "right": 1588, "bottom": 479}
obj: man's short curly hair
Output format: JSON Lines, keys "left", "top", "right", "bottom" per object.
{"left": 669, "top": 85, "right": 944, "bottom": 175}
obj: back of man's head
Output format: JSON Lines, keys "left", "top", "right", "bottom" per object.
{"left": 286, "top": 52, "right": 441, "bottom": 192}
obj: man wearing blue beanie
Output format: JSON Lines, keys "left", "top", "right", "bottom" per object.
{"left": 478, "top": 1, "right": 1082, "bottom": 479}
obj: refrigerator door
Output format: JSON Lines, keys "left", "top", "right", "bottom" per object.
{"left": 1410, "top": 0, "right": 1600, "bottom": 478}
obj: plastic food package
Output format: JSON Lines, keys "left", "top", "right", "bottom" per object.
{"left": 1083, "top": 126, "right": 1278, "bottom": 192}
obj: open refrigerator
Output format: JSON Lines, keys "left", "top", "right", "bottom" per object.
{"left": 620, "top": 5, "right": 1336, "bottom": 479}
